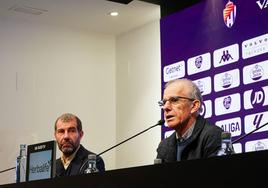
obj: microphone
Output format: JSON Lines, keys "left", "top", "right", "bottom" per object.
{"left": 232, "top": 122, "right": 268, "bottom": 144}
{"left": 79, "top": 119, "right": 165, "bottom": 174}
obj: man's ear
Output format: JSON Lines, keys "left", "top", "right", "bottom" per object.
{"left": 79, "top": 130, "right": 84, "bottom": 138}
{"left": 191, "top": 100, "right": 201, "bottom": 114}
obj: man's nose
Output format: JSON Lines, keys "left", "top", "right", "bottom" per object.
{"left": 162, "top": 100, "right": 172, "bottom": 111}
{"left": 63, "top": 131, "right": 70, "bottom": 139}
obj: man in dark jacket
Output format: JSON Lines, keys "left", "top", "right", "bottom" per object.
{"left": 54, "top": 113, "right": 105, "bottom": 177}
{"left": 157, "top": 79, "right": 223, "bottom": 162}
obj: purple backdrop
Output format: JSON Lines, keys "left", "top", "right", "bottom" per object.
{"left": 160, "top": 0, "right": 268, "bottom": 153}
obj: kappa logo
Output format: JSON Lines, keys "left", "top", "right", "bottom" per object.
{"left": 256, "top": 0, "right": 268, "bottom": 9}
{"left": 223, "top": 1, "right": 237, "bottom": 28}
{"left": 219, "top": 50, "right": 234, "bottom": 63}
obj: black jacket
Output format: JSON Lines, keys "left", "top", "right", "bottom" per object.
{"left": 56, "top": 145, "right": 105, "bottom": 177}
{"left": 156, "top": 115, "right": 223, "bottom": 162}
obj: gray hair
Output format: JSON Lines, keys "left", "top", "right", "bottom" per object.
{"left": 165, "top": 78, "right": 203, "bottom": 113}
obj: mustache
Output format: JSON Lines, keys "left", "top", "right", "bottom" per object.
{"left": 60, "top": 139, "right": 74, "bottom": 146}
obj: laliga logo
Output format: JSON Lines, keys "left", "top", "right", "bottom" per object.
{"left": 223, "top": 1, "right": 237, "bottom": 28}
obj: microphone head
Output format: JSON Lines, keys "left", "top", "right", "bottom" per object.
{"left": 157, "top": 119, "right": 165, "bottom": 125}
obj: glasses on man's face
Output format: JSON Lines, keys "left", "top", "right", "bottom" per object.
{"left": 158, "top": 96, "right": 195, "bottom": 108}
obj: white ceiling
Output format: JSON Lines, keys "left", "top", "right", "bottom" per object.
{"left": 0, "top": 0, "right": 160, "bottom": 36}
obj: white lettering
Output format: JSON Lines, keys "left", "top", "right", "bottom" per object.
{"left": 256, "top": 0, "right": 268, "bottom": 9}
{"left": 252, "top": 91, "right": 264, "bottom": 104}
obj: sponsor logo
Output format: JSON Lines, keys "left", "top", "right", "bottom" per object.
{"left": 215, "top": 93, "right": 241, "bottom": 116}
{"left": 187, "top": 53, "right": 211, "bottom": 75}
{"left": 253, "top": 141, "right": 266, "bottom": 151}
{"left": 219, "top": 50, "right": 233, "bottom": 64}
{"left": 244, "top": 111, "right": 268, "bottom": 133}
{"left": 163, "top": 61, "right": 185, "bottom": 82}
{"left": 250, "top": 89, "right": 265, "bottom": 107}
{"left": 245, "top": 139, "right": 268, "bottom": 152}
{"left": 243, "top": 60, "right": 268, "bottom": 84}
{"left": 256, "top": 0, "right": 268, "bottom": 9}
{"left": 250, "top": 64, "right": 264, "bottom": 80}
{"left": 244, "top": 86, "right": 268, "bottom": 110}
{"left": 195, "top": 56, "right": 203, "bottom": 69}
{"left": 193, "top": 77, "right": 211, "bottom": 96}
{"left": 34, "top": 145, "right": 46, "bottom": 151}
{"left": 223, "top": 1, "right": 237, "bottom": 28}
{"left": 223, "top": 96, "right": 232, "bottom": 109}
{"left": 214, "top": 69, "right": 240, "bottom": 92}
{"left": 222, "top": 73, "right": 233, "bottom": 88}
{"left": 196, "top": 80, "right": 205, "bottom": 94}
{"left": 213, "top": 43, "right": 239, "bottom": 68}
{"left": 216, "top": 117, "right": 241, "bottom": 136}
{"left": 242, "top": 33, "right": 268, "bottom": 59}
{"left": 30, "top": 160, "right": 51, "bottom": 174}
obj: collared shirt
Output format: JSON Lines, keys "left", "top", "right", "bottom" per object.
{"left": 61, "top": 145, "right": 80, "bottom": 170}
{"left": 176, "top": 121, "right": 196, "bottom": 142}
{"left": 176, "top": 121, "right": 196, "bottom": 161}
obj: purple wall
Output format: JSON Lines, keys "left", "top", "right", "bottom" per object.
{"left": 160, "top": 0, "right": 268, "bottom": 153}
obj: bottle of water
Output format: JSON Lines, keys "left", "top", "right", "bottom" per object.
{"left": 84, "top": 154, "right": 99, "bottom": 174}
{"left": 153, "top": 158, "right": 162, "bottom": 164}
{"left": 16, "top": 144, "right": 27, "bottom": 183}
{"left": 217, "top": 132, "right": 235, "bottom": 156}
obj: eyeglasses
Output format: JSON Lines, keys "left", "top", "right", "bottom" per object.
{"left": 158, "top": 96, "right": 195, "bottom": 108}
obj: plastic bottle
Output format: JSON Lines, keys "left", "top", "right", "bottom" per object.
{"left": 16, "top": 144, "right": 27, "bottom": 183}
{"left": 84, "top": 154, "right": 99, "bottom": 173}
{"left": 217, "top": 131, "right": 235, "bottom": 156}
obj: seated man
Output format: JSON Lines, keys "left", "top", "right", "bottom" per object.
{"left": 54, "top": 113, "right": 105, "bottom": 176}
{"left": 156, "top": 78, "right": 223, "bottom": 162}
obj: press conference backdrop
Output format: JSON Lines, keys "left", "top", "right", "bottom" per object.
{"left": 160, "top": 0, "right": 268, "bottom": 153}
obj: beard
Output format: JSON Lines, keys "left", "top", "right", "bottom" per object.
{"left": 58, "top": 140, "right": 79, "bottom": 157}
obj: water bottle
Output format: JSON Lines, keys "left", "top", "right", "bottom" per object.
{"left": 153, "top": 158, "right": 162, "bottom": 164}
{"left": 16, "top": 144, "right": 27, "bottom": 183}
{"left": 84, "top": 154, "right": 99, "bottom": 173}
{"left": 217, "top": 131, "right": 235, "bottom": 156}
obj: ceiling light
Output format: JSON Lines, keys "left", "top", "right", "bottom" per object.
{"left": 109, "top": 11, "right": 119, "bottom": 16}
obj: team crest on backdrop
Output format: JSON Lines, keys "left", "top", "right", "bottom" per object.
{"left": 223, "top": 1, "right": 237, "bottom": 28}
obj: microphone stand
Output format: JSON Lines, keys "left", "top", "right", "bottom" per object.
{"left": 232, "top": 122, "right": 268, "bottom": 144}
{"left": 79, "top": 119, "right": 164, "bottom": 174}
{"left": 97, "top": 119, "right": 164, "bottom": 156}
